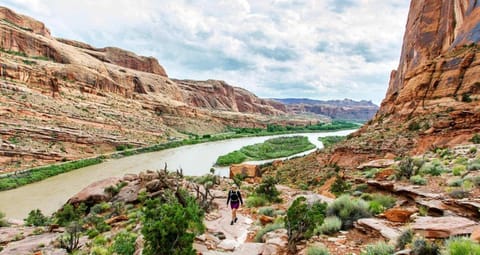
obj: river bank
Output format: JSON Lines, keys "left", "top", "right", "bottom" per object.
{"left": 0, "top": 130, "right": 355, "bottom": 219}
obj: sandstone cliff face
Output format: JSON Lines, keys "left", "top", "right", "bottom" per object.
{"left": 316, "top": 0, "right": 480, "bottom": 168}
{"left": 0, "top": 6, "right": 317, "bottom": 172}
{"left": 175, "top": 79, "right": 286, "bottom": 115}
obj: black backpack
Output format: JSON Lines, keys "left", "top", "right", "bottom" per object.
{"left": 229, "top": 190, "right": 239, "bottom": 202}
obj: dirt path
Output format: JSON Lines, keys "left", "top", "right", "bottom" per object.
{"left": 204, "top": 196, "right": 253, "bottom": 249}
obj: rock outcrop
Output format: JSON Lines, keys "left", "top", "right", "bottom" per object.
{"left": 0, "top": 6, "right": 323, "bottom": 172}
{"left": 314, "top": 0, "right": 480, "bottom": 168}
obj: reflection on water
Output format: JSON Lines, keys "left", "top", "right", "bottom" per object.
{"left": 0, "top": 130, "right": 355, "bottom": 219}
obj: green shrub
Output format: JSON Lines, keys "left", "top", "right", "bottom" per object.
{"left": 467, "top": 159, "right": 480, "bottom": 171}
{"left": 365, "top": 194, "right": 396, "bottom": 215}
{"left": 397, "top": 157, "right": 416, "bottom": 179}
{"left": 314, "top": 216, "right": 342, "bottom": 235}
{"left": 286, "top": 196, "right": 327, "bottom": 253}
{"left": 419, "top": 160, "right": 445, "bottom": 176}
{"left": 91, "top": 246, "right": 109, "bottom": 255}
{"left": 411, "top": 237, "right": 440, "bottom": 255}
{"left": 86, "top": 229, "right": 100, "bottom": 239}
{"left": 24, "top": 209, "right": 48, "bottom": 226}
{"left": 55, "top": 203, "right": 86, "bottom": 227}
{"left": 318, "top": 136, "right": 346, "bottom": 149}
{"left": 452, "top": 165, "right": 466, "bottom": 176}
{"left": 448, "top": 189, "right": 469, "bottom": 199}
{"left": 91, "top": 202, "right": 111, "bottom": 215}
{"left": 246, "top": 195, "right": 268, "bottom": 208}
{"left": 254, "top": 223, "right": 284, "bottom": 242}
{"left": 396, "top": 229, "right": 413, "bottom": 250}
{"left": 445, "top": 237, "right": 480, "bottom": 255}
{"left": 330, "top": 176, "right": 351, "bottom": 196}
{"left": 258, "top": 207, "right": 275, "bottom": 217}
{"left": 307, "top": 245, "right": 330, "bottom": 255}
{"left": 410, "top": 175, "right": 427, "bottom": 185}
{"left": 255, "top": 176, "right": 281, "bottom": 203}
{"left": 470, "top": 134, "right": 480, "bottom": 144}
{"left": 448, "top": 179, "right": 463, "bottom": 187}
{"left": 363, "top": 168, "right": 379, "bottom": 179}
{"left": 0, "top": 211, "right": 8, "bottom": 227}
{"left": 361, "top": 241, "right": 395, "bottom": 255}
{"left": 110, "top": 231, "right": 137, "bottom": 255}
{"left": 141, "top": 191, "right": 204, "bottom": 255}
{"left": 470, "top": 147, "right": 477, "bottom": 154}
{"left": 326, "top": 195, "right": 370, "bottom": 230}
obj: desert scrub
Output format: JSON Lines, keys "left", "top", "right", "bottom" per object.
{"left": 363, "top": 168, "right": 379, "bottom": 179}
{"left": 411, "top": 237, "right": 440, "bottom": 255}
{"left": 329, "top": 176, "right": 351, "bottom": 196}
{"left": 109, "top": 231, "right": 137, "bottom": 255}
{"left": 419, "top": 160, "right": 445, "bottom": 176}
{"left": 467, "top": 159, "right": 480, "bottom": 171}
{"left": 216, "top": 136, "right": 315, "bottom": 166}
{"left": 396, "top": 229, "right": 413, "bottom": 250}
{"left": 246, "top": 195, "right": 268, "bottom": 208}
{"left": 258, "top": 207, "right": 275, "bottom": 217}
{"left": 471, "top": 133, "right": 480, "bottom": 144}
{"left": 445, "top": 237, "right": 480, "bottom": 255}
{"left": 314, "top": 216, "right": 341, "bottom": 235}
{"left": 326, "top": 195, "right": 370, "bottom": 230}
{"left": 452, "top": 164, "right": 466, "bottom": 176}
{"left": 254, "top": 223, "right": 284, "bottom": 242}
{"left": 361, "top": 241, "right": 394, "bottom": 255}
{"left": 363, "top": 194, "right": 396, "bottom": 215}
{"left": 306, "top": 245, "right": 330, "bottom": 255}
{"left": 410, "top": 175, "right": 427, "bottom": 185}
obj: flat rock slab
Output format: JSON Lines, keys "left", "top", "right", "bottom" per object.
{"left": 67, "top": 177, "right": 120, "bottom": 205}
{"left": 0, "top": 233, "right": 62, "bottom": 255}
{"left": 394, "top": 185, "right": 443, "bottom": 199}
{"left": 356, "top": 218, "right": 402, "bottom": 241}
{"left": 412, "top": 216, "right": 479, "bottom": 238}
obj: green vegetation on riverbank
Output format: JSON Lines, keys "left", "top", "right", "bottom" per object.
{"left": 216, "top": 136, "right": 315, "bottom": 166}
{"left": 0, "top": 120, "right": 360, "bottom": 191}
{"left": 318, "top": 136, "right": 346, "bottom": 149}
{"left": 0, "top": 157, "right": 103, "bottom": 191}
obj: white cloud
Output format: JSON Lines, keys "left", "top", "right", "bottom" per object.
{"left": 0, "top": 0, "right": 410, "bottom": 104}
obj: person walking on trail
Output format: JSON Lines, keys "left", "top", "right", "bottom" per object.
{"left": 226, "top": 185, "right": 243, "bottom": 225}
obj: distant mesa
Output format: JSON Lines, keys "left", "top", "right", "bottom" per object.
{"left": 272, "top": 98, "right": 379, "bottom": 122}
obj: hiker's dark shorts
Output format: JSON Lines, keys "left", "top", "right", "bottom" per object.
{"left": 230, "top": 201, "right": 240, "bottom": 209}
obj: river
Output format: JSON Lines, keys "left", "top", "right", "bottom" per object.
{"left": 0, "top": 130, "right": 355, "bottom": 220}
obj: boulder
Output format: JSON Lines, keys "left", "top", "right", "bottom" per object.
{"left": 412, "top": 216, "right": 479, "bottom": 238}
{"left": 217, "top": 239, "right": 237, "bottom": 251}
{"left": 67, "top": 177, "right": 120, "bottom": 206}
{"left": 357, "top": 159, "right": 395, "bottom": 170}
{"left": 0, "top": 233, "right": 61, "bottom": 255}
{"left": 105, "top": 215, "right": 128, "bottom": 225}
{"left": 115, "top": 180, "right": 141, "bottom": 203}
{"left": 384, "top": 207, "right": 417, "bottom": 223}
{"left": 229, "top": 164, "right": 261, "bottom": 180}
{"left": 355, "top": 218, "right": 402, "bottom": 241}
{"left": 258, "top": 215, "right": 274, "bottom": 225}
{"left": 231, "top": 243, "right": 278, "bottom": 255}
{"left": 145, "top": 179, "right": 162, "bottom": 192}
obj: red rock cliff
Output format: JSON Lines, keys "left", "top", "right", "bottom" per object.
{"left": 319, "top": 0, "right": 480, "bottom": 168}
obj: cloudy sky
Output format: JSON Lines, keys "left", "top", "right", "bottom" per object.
{"left": 1, "top": 0, "right": 410, "bottom": 104}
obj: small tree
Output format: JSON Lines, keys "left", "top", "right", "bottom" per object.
{"left": 60, "top": 221, "right": 82, "bottom": 253}
{"left": 286, "top": 197, "right": 327, "bottom": 254}
{"left": 24, "top": 209, "right": 48, "bottom": 226}
{"left": 110, "top": 231, "right": 137, "bottom": 255}
{"left": 141, "top": 190, "right": 205, "bottom": 255}
{"left": 55, "top": 203, "right": 86, "bottom": 227}
{"left": 255, "top": 176, "right": 281, "bottom": 203}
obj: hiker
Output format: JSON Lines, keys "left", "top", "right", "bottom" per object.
{"left": 226, "top": 185, "right": 243, "bottom": 225}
